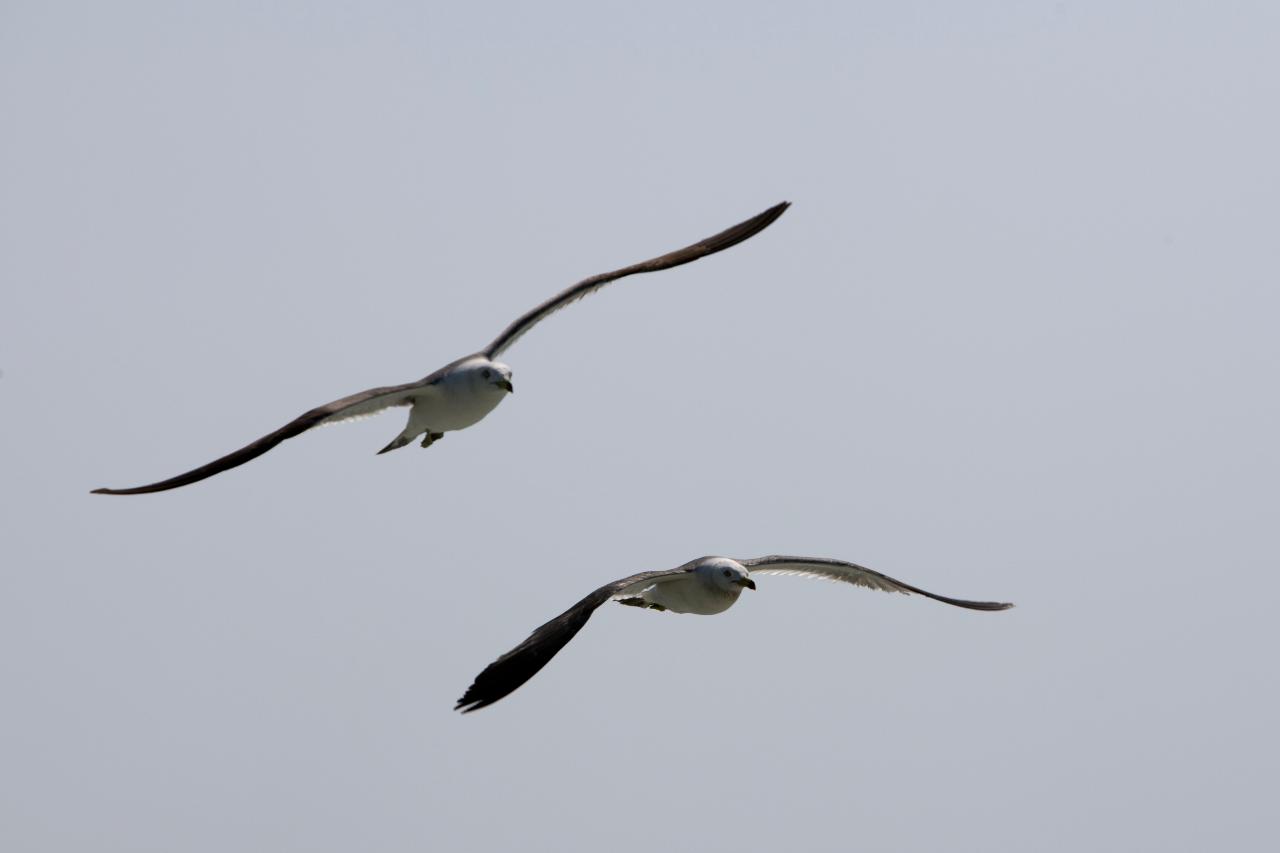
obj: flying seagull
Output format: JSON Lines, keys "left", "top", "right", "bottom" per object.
{"left": 455, "top": 554, "right": 1014, "bottom": 712}
{"left": 92, "top": 201, "right": 789, "bottom": 495}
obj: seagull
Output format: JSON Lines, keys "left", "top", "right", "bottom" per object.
{"left": 92, "top": 202, "right": 790, "bottom": 495}
{"left": 455, "top": 554, "right": 1014, "bottom": 712}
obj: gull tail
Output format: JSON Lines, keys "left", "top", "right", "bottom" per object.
{"left": 377, "top": 433, "right": 413, "bottom": 455}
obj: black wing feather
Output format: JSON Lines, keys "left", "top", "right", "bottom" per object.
{"left": 740, "top": 555, "right": 1014, "bottom": 611}
{"left": 455, "top": 568, "right": 687, "bottom": 713}
{"left": 482, "top": 201, "right": 790, "bottom": 359}
{"left": 90, "top": 379, "right": 430, "bottom": 495}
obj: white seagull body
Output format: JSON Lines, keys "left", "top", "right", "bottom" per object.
{"left": 456, "top": 555, "right": 1014, "bottom": 712}
{"left": 93, "top": 202, "right": 789, "bottom": 495}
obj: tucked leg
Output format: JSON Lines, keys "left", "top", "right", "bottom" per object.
{"left": 420, "top": 431, "right": 444, "bottom": 449}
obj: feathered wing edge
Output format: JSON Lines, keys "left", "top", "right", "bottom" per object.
{"left": 90, "top": 380, "right": 430, "bottom": 495}
{"left": 455, "top": 567, "right": 692, "bottom": 713}
{"left": 482, "top": 201, "right": 791, "bottom": 359}
{"left": 739, "top": 555, "right": 1014, "bottom": 612}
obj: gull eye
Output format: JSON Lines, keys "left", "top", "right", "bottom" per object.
{"left": 482, "top": 369, "right": 491, "bottom": 379}
{"left": 722, "top": 569, "right": 732, "bottom": 578}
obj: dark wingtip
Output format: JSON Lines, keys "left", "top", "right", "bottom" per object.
{"left": 692, "top": 200, "right": 792, "bottom": 257}
{"left": 968, "top": 601, "right": 1015, "bottom": 611}
{"left": 751, "top": 200, "right": 791, "bottom": 232}
{"left": 454, "top": 694, "right": 490, "bottom": 714}
{"left": 919, "top": 589, "right": 1016, "bottom": 612}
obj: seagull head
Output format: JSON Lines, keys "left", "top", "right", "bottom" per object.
{"left": 472, "top": 359, "right": 514, "bottom": 394}
{"left": 698, "top": 557, "right": 757, "bottom": 593}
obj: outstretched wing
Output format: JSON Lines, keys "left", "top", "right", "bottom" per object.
{"left": 481, "top": 201, "right": 790, "bottom": 359}
{"left": 91, "top": 379, "right": 435, "bottom": 495}
{"left": 455, "top": 567, "right": 693, "bottom": 713}
{"left": 738, "top": 555, "right": 1015, "bottom": 612}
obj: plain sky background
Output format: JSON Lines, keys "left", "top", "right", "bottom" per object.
{"left": 3, "top": 2, "right": 1278, "bottom": 851}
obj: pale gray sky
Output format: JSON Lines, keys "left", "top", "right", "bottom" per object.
{"left": 3, "top": 2, "right": 1278, "bottom": 851}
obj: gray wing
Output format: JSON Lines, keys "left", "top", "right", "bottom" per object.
{"left": 455, "top": 566, "right": 693, "bottom": 713}
{"left": 738, "top": 556, "right": 1015, "bottom": 612}
{"left": 90, "top": 374, "right": 444, "bottom": 496}
{"left": 481, "top": 201, "right": 790, "bottom": 359}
